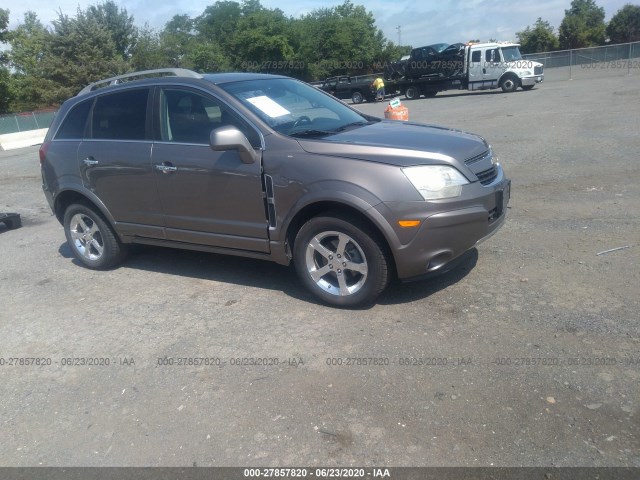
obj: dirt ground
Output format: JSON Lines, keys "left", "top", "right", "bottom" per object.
{"left": 0, "top": 69, "right": 638, "bottom": 467}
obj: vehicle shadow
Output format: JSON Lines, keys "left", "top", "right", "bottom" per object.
{"left": 378, "top": 248, "right": 477, "bottom": 305}
{"left": 57, "top": 243, "right": 478, "bottom": 308}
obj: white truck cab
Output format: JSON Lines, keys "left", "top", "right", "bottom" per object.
{"left": 466, "top": 42, "right": 544, "bottom": 92}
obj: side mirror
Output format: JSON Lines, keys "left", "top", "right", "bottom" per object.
{"left": 210, "top": 126, "right": 258, "bottom": 164}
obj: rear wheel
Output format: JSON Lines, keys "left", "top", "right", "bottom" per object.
{"left": 351, "top": 91, "right": 364, "bottom": 104}
{"left": 293, "top": 215, "right": 389, "bottom": 308}
{"left": 405, "top": 86, "right": 420, "bottom": 100}
{"left": 63, "top": 203, "right": 126, "bottom": 269}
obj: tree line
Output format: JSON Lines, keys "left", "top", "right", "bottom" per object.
{"left": 516, "top": 0, "right": 640, "bottom": 54}
{"left": 1, "top": 0, "right": 639, "bottom": 113}
{"left": 0, "top": 0, "right": 409, "bottom": 113}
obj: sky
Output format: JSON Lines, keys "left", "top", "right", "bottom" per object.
{"left": 2, "top": 0, "right": 633, "bottom": 47}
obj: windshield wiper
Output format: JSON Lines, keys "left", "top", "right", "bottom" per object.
{"left": 332, "top": 121, "right": 371, "bottom": 133}
{"left": 288, "top": 129, "right": 334, "bottom": 138}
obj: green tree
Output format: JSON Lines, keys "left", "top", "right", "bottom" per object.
{"left": 7, "top": 12, "right": 51, "bottom": 111}
{"left": 295, "top": 0, "right": 385, "bottom": 79}
{"left": 86, "top": 1, "right": 137, "bottom": 58}
{"left": 40, "top": 8, "right": 127, "bottom": 103}
{"left": 0, "top": 8, "right": 10, "bottom": 112}
{"left": 159, "top": 14, "right": 195, "bottom": 67}
{"left": 606, "top": 4, "right": 640, "bottom": 43}
{"left": 233, "top": 8, "right": 295, "bottom": 72}
{"left": 516, "top": 17, "right": 560, "bottom": 53}
{"left": 130, "top": 25, "right": 169, "bottom": 70}
{"left": 196, "top": 1, "right": 242, "bottom": 53}
{"left": 559, "top": 0, "right": 606, "bottom": 48}
{"left": 187, "top": 40, "right": 231, "bottom": 72}
{"left": 153, "top": 13, "right": 231, "bottom": 72}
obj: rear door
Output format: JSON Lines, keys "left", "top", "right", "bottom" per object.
{"left": 151, "top": 87, "right": 269, "bottom": 252}
{"left": 78, "top": 88, "right": 164, "bottom": 238}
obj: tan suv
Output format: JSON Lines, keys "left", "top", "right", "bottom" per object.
{"left": 40, "top": 69, "right": 510, "bottom": 307}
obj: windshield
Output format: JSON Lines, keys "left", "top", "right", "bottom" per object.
{"left": 219, "top": 78, "right": 372, "bottom": 137}
{"left": 428, "top": 43, "right": 449, "bottom": 53}
{"left": 501, "top": 46, "right": 523, "bottom": 62}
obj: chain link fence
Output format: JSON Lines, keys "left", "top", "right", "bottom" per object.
{"left": 0, "top": 110, "right": 57, "bottom": 135}
{"left": 522, "top": 41, "right": 640, "bottom": 81}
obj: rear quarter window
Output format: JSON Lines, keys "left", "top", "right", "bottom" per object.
{"left": 54, "top": 100, "right": 92, "bottom": 140}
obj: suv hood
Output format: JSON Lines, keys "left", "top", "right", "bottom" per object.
{"left": 297, "top": 121, "right": 488, "bottom": 167}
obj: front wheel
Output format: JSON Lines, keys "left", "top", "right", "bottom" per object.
{"left": 293, "top": 215, "right": 389, "bottom": 308}
{"left": 63, "top": 203, "right": 126, "bottom": 269}
{"left": 500, "top": 75, "right": 519, "bottom": 93}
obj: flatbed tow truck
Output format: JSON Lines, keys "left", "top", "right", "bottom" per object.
{"left": 316, "top": 42, "right": 543, "bottom": 103}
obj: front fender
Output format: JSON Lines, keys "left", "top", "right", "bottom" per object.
{"left": 276, "top": 179, "right": 384, "bottom": 242}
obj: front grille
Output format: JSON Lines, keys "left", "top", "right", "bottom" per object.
{"left": 534, "top": 66, "right": 543, "bottom": 75}
{"left": 464, "top": 150, "right": 491, "bottom": 166}
{"left": 476, "top": 165, "right": 498, "bottom": 185}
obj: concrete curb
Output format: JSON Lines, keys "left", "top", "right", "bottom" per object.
{"left": 0, "top": 128, "right": 49, "bottom": 151}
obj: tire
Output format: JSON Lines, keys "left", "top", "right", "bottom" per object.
{"left": 405, "top": 86, "right": 420, "bottom": 100}
{"left": 63, "top": 203, "right": 126, "bottom": 269}
{"left": 500, "top": 75, "right": 519, "bottom": 93}
{"left": 351, "top": 91, "right": 364, "bottom": 104}
{"left": 522, "top": 85, "right": 535, "bottom": 91}
{"left": 293, "top": 215, "right": 389, "bottom": 308}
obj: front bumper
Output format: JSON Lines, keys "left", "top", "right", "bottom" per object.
{"left": 521, "top": 75, "right": 544, "bottom": 86}
{"left": 374, "top": 172, "right": 511, "bottom": 280}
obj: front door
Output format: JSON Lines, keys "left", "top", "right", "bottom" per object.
{"left": 482, "top": 47, "right": 504, "bottom": 86}
{"left": 151, "top": 87, "right": 269, "bottom": 252}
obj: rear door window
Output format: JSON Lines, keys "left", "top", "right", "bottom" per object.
{"left": 91, "top": 89, "right": 150, "bottom": 140}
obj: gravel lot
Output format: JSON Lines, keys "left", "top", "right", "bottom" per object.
{"left": 0, "top": 70, "right": 638, "bottom": 467}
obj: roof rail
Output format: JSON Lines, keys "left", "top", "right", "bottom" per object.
{"left": 77, "top": 68, "right": 203, "bottom": 96}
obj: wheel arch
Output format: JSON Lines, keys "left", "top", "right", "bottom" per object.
{"left": 54, "top": 188, "right": 116, "bottom": 228}
{"left": 284, "top": 200, "right": 397, "bottom": 278}
{"left": 499, "top": 71, "right": 520, "bottom": 89}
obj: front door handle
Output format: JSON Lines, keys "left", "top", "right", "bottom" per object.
{"left": 155, "top": 162, "right": 177, "bottom": 174}
{"left": 83, "top": 157, "right": 99, "bottom": 166}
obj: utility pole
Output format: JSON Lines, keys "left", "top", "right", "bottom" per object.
{"left": 396, "top": 25, "right": 402, "bottom": 46}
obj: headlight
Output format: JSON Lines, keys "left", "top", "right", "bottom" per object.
{"left": 402, "top": 165, "right": 469, "bottom": 200}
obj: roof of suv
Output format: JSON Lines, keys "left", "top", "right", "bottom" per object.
{"left": 201, "top": 72, "right": 288, "bottom": 84}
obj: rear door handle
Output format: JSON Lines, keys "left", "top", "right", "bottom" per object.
{"left": 83, "top": 157, "right": 99, "bottom": 166}
{"left": 155, "top": 162, "right": 177, "bottom": 174}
